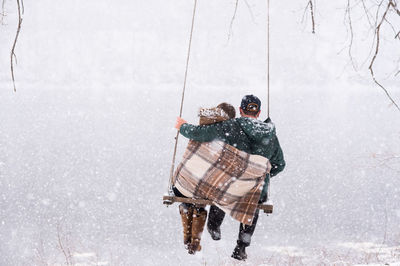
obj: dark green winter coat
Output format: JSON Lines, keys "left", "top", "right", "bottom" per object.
{"left": 179, "top": 117, "right": 285, "bottom": 198}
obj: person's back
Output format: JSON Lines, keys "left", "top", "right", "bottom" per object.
{"left": 236, "top": 117, "right": 285, "bottom": 177}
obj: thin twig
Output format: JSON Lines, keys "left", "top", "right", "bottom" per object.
{"left": 57, "top": 224, "right": 71, "bottom": 266}
{"left": 377, "top": 198, "right": 389, "bottom": 256}
{"left": 10, "top": 0, "right": 23, "bottom": 92}
{"left": 302, "top": 0, "right": 316, "bottom": 34}
{"left": 301, "top": 1, "right": 311, "bottom": 24}
{"left": 383, "top": 17, "right": 397, "bottom": 37}
{"left": 309, "top": 0, "right": 316, "bottom": 34}
{"left": 243, "top": 0, "right": 256, "bottom": 24}
{"left": 346, "top": 0, "right": 358, "bottom": 70}
{"left": 361, "top": 0, "right": 374, "bottom": 27}
{"left": 34, "top": 237, "right": 49, "bottom": 266}
{"left": 389, "top": 0, "right": 400, "bottom": 15}
{"left": 373, "top": 153, "right": 400, "bottom": 173}
{"left": 369, "top": 0, "right": 400, "bottom": 112}
{"left": 0, "top": 0, "right": 6, "bottom": 24}
{"left": 359, "top": 0, "right": 385, "bottom": 69}
{"left": 227, "top": 0, "right": 239, "bottom": 42}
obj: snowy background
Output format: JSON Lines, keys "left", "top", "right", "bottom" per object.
{"left": 1, "top": 0, "right": 400, "bottom": 265}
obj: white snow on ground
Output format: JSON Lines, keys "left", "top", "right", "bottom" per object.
{"left": 0, "top": 0, "right": 399, "bottom": 265}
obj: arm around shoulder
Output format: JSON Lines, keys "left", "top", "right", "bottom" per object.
{"left": 179, "top": 123, "right": 221, "bottom": 142}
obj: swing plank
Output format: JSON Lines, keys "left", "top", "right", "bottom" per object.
{"left": 162, "top": 195, "right": 273, "bottom": 214}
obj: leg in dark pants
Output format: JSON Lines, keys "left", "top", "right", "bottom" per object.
{"left": 237, "top": 208, "right": 259, "bottom": 247}
{"left": 232, "top": 208, "right": 260, "bottom": 260}
{"left": 207, "top": 205, "right": 225, "bottom": 240}
{"left": 236, "top": 176, "right": 268, "bottom": 248}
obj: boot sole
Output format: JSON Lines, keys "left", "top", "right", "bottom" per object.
{"left": 231, "top": 254, "right": 247, "bottom": 261}
{"left": 207, "top": 227, "right": 221, "bottom": 240}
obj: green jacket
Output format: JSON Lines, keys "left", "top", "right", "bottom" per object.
{"left": 180, "top": 117, "right": 285, "bottom": 198}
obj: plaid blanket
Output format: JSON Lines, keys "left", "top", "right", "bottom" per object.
{"left": 173, "top": 140, "right": 271, "bottom": 225}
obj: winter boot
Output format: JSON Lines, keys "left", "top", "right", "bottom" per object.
{"left": 231, "top": 243, "right": 247, "bottom": 260}
{"left": 188, "top": 208, "right": 207, "bottom": 254}
{"left": 207, "top": 224, "right": 221, "bottom": 240}
{"left": 179, "top": 204, "right": 194, "bottom": 249}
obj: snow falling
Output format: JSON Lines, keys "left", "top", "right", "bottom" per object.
{"left": 1, "top": 0, "right": 399, "bottom": 265}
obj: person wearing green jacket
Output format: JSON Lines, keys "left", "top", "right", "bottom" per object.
{"left": 175, "top": 95, "right": 285, "bottom": 261}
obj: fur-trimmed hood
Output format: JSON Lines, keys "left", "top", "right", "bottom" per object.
{"left": 198, "top": 107, "right": 230, "bottom": 125}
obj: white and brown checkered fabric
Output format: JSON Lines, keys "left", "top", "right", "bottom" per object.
{"left": 173, "top": 140, "right": 271, "bottom": 225}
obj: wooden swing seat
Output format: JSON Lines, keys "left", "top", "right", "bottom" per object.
{"left": 163, "top": 195, "right": 273, "bottom": 214}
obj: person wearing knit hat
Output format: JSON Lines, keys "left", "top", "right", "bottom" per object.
{"left": 240, "top": 94, "right": 261, "bottom": 115}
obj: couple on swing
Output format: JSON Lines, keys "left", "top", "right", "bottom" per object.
{"left": 172, "top": 94, "right": 285, "bottom": 260}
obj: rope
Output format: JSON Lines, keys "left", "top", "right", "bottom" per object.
{"left": 267, "top": 0, "right": 272, "bottom": 201}
{"left": 167, "top": 0, "right": 198, "bottom": 194}
{"left": 267, "top": 0, "right": 270, "bottom": 118}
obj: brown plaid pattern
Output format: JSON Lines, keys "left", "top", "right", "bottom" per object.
{"left": 173, "top": 140, "right": 271, "bottom": 225}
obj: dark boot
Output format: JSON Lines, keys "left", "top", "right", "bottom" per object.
{"left": 207, "top": 224, "right": 221, "bottom": 241}
{"left": 179, "top": 204, "right": 194, "bottom": 249}
{"left": 207, "top": 205, "right": 225, "bottom": 240}
{"left": 232, "top": 209, "right": 260, "bottom": 260}
{"left": 188, "top": 208, "right": 207, "bottom": 254}
{"left": 231, "top": 243, "right": 247, "bottom": 260}
{"left": 237, "top": 208, "right": 259, "bottom": 246}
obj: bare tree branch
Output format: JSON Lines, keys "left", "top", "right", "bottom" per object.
{"left": 345, "top": 0, "right": 400, "bottom": 111}
{"left": 34, "top": 237, "right": 49, "bottom": 266}
{"left": 57, "top": 223, "right": 72, "bottom": 266}
{"left": 360, "top": 0, "right": 374, "bottom": 27}
{"left": 383, "top": 16, "right": 397, "bottom": 36}
{"left": 0, "top": 0, "right": 6, "bottom": 25}
{"left": 10, "top": 0, "right": 23, "bottom": 92}
{"left": 302, "top": 1, "right": 311, "bottom": 23}
{"left": 226, "top": 0, "right": 257, "bottom": 43}
{"left": 243, "top": 0, "right": 257, "bottom": 24}
{"left": 227, "top": 0, "right": 239, "bottom": 42}
{"left": 389, "top": 0, "right": 400, "bottom": 15}
{"left": 377, "top": 198, "right": 389, "bottom": 255}
{"left": 358, "top": 0, "right": 385, "bottom": 69}
{"left": 372, "top": 153, "right": 400, "bottom": 172}
{"left": 309, "top": 0, "right": 316, "bottom": 34}
{"left": 369, "top": 0, "right": 400, "bottom": 112}
{"left": 302, "top": 0, "right": 316, "bottom": 34}
{"left": 346, "top": 0, "right": 358, "bottom": 70}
